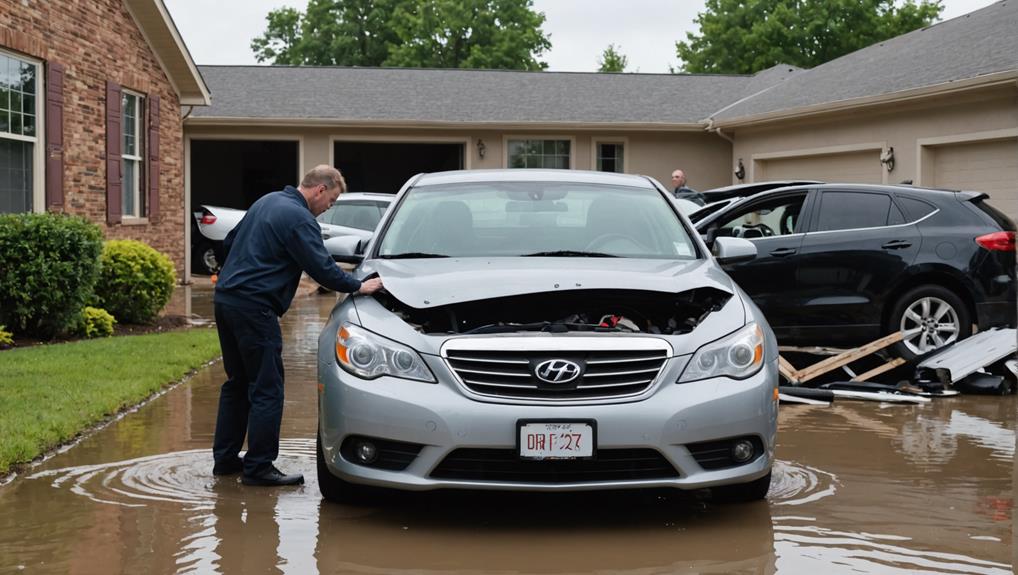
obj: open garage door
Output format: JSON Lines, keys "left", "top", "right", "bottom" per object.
{"left": 930, "top": 138, "right": 1018, "bottom": 220}
{"left": 191, "top": 140, "right": 299, "bottom": 209}
{"left": 334, "top": 141, "right": 464, "bottom": 194}
{"left": 758, "top": 150, "right": 883, "bottom": 184}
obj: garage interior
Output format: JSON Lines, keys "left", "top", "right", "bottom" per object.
{"left": 333, "top": 142, "right": 464, "bottom": 194}
{"left": 190, "top": 140, "right": 299, "bottom": 209}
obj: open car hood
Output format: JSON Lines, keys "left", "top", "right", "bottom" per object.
{"left": 363, "top": 257, "right": 734, "bottom": 309}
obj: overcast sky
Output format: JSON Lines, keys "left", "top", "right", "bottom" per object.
{"left": 163, "top": 0, "right": 1000, "bottom": 73}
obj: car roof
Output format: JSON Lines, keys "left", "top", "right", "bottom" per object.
{"left": 702, "top": 180, "right": 822, "bottom": 195}
{"left": 339, "top": 192, "right": 394, "bottom": 202}
{"left": 414, "top": 169, "right": 657, "bottom": 188}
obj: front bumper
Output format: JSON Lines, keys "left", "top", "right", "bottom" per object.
{"left": 318, "top": 354, "right": 779, "bottom": 492}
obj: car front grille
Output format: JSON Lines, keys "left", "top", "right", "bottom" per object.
{"left": 430, "top": 448, "right": 679, "bottom": 483}
{"left": 443, "top": 338, "right": 671, "bottom": 400}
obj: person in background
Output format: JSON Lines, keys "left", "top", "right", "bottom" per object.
{"left": 671, "top": 169, "right": 706, "bottom": 206}
{"left": 211, "top": 164, "right": 383, "bottom": 487}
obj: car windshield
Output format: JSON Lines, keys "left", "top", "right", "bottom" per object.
{"left": 377, "top": 181, "right": 698, "bottom": 259}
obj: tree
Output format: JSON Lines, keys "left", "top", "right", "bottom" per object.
{"left": 251, "top": 0, "right": 400, "bottom": 66}
{"left": 597, "top": 44, "right": 628, "bottom": 73}
{"left": 675, "top": 0, "right": 944, "bottom": 74}
{"left": 251, "top": 0, "right": 551, "bottom": 70}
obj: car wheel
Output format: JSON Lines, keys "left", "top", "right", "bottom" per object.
{"left": 888, "top": 285, "right": 971, "bottom": 359}
{"left": 317, "top": 431, "right": 379, "bottom": 505}
{"left": 193, "top": 241, "right": 220, "bottom": 276}
{"left": 712, "top": 472, "right": 771, "bottom": 503}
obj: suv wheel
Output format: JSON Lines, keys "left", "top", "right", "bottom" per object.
{"left": 712, "top": 472, "right": 771, "bottom": 503}
{"left": 888, "top": 285, "right": 971, "bottom": 359}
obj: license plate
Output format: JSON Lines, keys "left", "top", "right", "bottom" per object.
{"left": 518, "top": 422, "right": 594, "bottom": 459}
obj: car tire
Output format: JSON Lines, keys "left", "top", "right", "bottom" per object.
{"left": 317, "top": 431, "right": 380, "bottom": 505}
{"left": 887, "top": 285, "right": 971, "bottom": 360}
{"left": 192, "top": 241, "right": 220, "bottom": 276}
{"left": 712, "top": 471, "right": 771, "bottom": 503}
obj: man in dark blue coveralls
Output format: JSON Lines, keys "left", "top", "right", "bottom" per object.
{"left": 211, "top": 165, "right": 383, "bottom": 486}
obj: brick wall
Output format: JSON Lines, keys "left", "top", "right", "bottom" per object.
{"left": 0, "top": 0, "right": 186, "bottom": 278}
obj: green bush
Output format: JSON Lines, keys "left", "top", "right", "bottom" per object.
{"left": 74, "top": 306, "right": 116, "bottom": 338}
{"left": 0, "top": 325, "right": 12, "bottom": 348}
{"left": 94, "top": 240, "right": 176, "bottom": 324}
{"left": 0, "top": 213, "right": 103, "bottom": 338}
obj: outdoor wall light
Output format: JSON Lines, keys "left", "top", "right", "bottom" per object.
{"left": 734, "top": 158, "right": 746, "bottom": 180}
{"left": 476, "top": 138, "right": 487, "bottom": 159}
{"left": 880, "top": 147, "right": 895, "bottom": 172}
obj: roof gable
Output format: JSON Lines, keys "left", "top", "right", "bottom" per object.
{"left": 123, "top": 0, "right": 209, "bottom": 105}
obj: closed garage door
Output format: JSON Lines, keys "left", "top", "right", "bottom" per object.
{"left": 758, "top": 150, "right": 883, "bottom": 184}
{"left": 931, "top": 138, "right": 1018, "bottom": 220}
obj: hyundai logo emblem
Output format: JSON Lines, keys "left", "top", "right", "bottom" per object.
{"left": 534, "top": 359, "right": 582, "bottom": 384}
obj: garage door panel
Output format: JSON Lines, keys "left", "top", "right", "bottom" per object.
{"left": 758, "top": 151, "right": 882, "bottom": 184}
{"left": 932, "top": 138, "right": 1018, "bottom": 221}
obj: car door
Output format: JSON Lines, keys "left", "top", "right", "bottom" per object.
{"left": 704, "top": 189, "right": 815, "bottom": 337}
{"left": 794, "top": 189, "right": 921, "bottom": 341}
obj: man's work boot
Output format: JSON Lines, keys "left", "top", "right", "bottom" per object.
{"left": 212, "top": 457, "right": 244, "bottom": 476}
{"left": 241, "top": 465, "right": 305, "bottom": 486}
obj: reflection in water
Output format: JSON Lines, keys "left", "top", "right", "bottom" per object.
{"left": 0, "top": 286, "right": 1013, "bottom": 574}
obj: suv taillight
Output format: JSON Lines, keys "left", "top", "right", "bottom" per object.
{"left": 975, "top": 231, "right": 1015, "bottom": 251}
{"left": 200, "top": 213, "right": 217, "bottom": 225}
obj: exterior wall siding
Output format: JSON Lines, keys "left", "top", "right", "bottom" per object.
{"left": 0, "top": 0, "right": 186, "bottom": 277}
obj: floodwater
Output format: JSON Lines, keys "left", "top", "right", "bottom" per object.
{"left": 0, "top": 283, "right": 1014, "bottom": 574}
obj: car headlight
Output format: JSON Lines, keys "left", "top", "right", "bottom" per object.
{"left": 678, "top": 322, "right": 764, "bottom": 383}
{"left": 335, "top": 323, "right": 435, "bottom": 383}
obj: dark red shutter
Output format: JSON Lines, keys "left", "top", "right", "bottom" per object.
{"left": 146, "top": 95, "right": 160, "bottom": 221}
{"left": 45, "top": 62, "right": 64, "bottom": 210}
{"left": 105, "top": 81, "right": 122, "bottom": 224}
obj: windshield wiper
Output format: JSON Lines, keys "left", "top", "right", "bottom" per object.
{"left": 379, "top": 252, "right": 450, "bottom": 259}
{"left": 522, "top": 250, "right": 618, "bottom": 257}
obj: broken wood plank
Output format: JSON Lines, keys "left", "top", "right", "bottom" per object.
{"left": 850, "top": 357, "right": 907, "bottom": 382}
{"left": 795, "top": 332, "right": 904, "bottom": 384}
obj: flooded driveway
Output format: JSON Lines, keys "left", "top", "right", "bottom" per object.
{"left": 0, "top": 284, "right": 1013, "bottom": 574}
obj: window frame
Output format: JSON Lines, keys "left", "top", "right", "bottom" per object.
{"left": 503, "top": 135, "right": 574, "bottom": 170}
{"left": 120, "top": 89, "right": 145, "bottom": 219}
{"left": 591, "top": 138, "right": 628, "bottom": 173}
{"left": 0, "top": 47, "right": 44, "bottom": 214}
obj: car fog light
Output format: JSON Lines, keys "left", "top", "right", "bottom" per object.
{"left": 732, "top": 440, "right": 755, "bottom": 463}
{"left": 356, "top": 441, "right": 378, "bottom": 463}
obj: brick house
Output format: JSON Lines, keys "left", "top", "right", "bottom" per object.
{"left": 0, "top": 0, "right": 208, "bottom": 277}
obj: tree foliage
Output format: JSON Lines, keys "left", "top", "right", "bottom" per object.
{"left": 251, "top": 0, "right": 550, "bottom": 70}
{"left": 675, "top": 0, "right": 944, "bottom": 74}
{"left": 597, "top": 44, "right": 628, "bottom": 73}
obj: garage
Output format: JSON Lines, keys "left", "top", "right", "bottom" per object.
{"left": 928, "top": 138, "right": 1018, "bottom": 219}
{"left": 190, "top": 139, "right": 299, "bottom": 209}
{"left": 756, "top": 150, "right": 883, "bottom": 184}
{"left": 333, "top": 141, "right": 464, "bottom": 194}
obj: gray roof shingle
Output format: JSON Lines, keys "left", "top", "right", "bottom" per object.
{"left": 713, "top": 1, "right": 1018, "bottom": 123}
{"left": 191, "top": 66, "right": 759, "bottom": 126}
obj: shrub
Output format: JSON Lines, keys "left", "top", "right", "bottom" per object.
{"left": 0, "top": 213, "right": 103, "bottom": 338}
{"left": 0, "top": 325, "right": 13, "bottom": 348}
{"left": 94, "top": 240, "right": 176, "bottom": 324}
{"left": 73, "top": 306, "right": 116, "bottom": 338}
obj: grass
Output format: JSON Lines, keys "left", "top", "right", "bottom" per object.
{"left": 0, "top": 327, "right": 222, "bottom": 475}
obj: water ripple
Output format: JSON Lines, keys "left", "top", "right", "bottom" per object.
{"left": 768, "top": 460, "right": 839, "bottom": 506}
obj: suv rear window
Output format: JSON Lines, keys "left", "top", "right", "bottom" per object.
{"left": 970, "top": 198, "right": 1016, "bottom": 231}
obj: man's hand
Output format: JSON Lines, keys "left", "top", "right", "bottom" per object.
{"left": 358, "top": 277, "right": 384, "bottom": 294}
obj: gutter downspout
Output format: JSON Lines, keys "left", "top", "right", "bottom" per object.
{"left": 706, "top": 118, "right": 734, "bottom": 143}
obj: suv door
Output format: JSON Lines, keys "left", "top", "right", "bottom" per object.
{"left": 794, "top": 189, "right": 921, "bottom": 342}
{"left": 704, "top": 189, "right": 814, "bottom": 338}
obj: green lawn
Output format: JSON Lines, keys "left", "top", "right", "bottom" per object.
{"left": 0, "top": 328, "right": 221, "bottom": 474}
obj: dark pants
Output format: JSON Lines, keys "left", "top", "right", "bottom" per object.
{"left": 212, "top": 301, "right": 285, "bottom": 476}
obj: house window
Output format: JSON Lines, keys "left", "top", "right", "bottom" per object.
{"left": 596, "top": 142, "right": 624, "bottom": 173}
{"left": 0, "top": 52, "right": 40, "bottom": 213}
{"left": 507, "top": 139, "right": 570, "bottom": 169}
{"left": 121, "top": 90, "right": 145, "bottom": 217}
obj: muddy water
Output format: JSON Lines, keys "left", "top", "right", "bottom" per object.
{"left": 0, "top": 285, "right": 1013, "bottom": 574}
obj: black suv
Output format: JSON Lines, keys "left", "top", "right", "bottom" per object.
{"left": 694, "top": 184, "right": 1016, "bottom": 357}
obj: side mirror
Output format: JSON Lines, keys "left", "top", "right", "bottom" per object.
{"left": 713, "top": 237, "right": 757, "bottom": 265}
{"left": 325, "top": 235, "right": 367, "bottom": 264}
